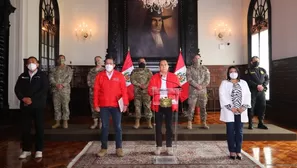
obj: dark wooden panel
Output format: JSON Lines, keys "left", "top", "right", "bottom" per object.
{"left": 267, "top": 57, "right": 297, "bottom": 126}
{"left": 0, "top": 0, "right": 15, "bottom": 114}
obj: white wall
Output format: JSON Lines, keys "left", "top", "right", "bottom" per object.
{"left": 8, "top": 0, "right": 39, "bottom": 109}
{"left": 58, "top": 0, "right": 108, "bottom": 65}
{"left": 271, "top": 0, "right": 297, "bottom": 60}
{"left": 198, "top": 0, "right": 245, "bottom": 65}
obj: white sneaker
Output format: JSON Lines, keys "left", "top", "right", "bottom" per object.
{"left": 19, "top": 151, "right": 31, "bottom": 159}
{"left": 35, "top": 151, "right": 43, "bottom": 158}
{"left": 154, "top": 147, "right": 161, "bottom": 155}
{"left": 167, "top": 147, "right": 174, "bottom": 155}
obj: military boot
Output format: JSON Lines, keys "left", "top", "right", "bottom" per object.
{"left": 133, "top": 119, "right": 140, "bottom": 129}
{"left": 147, "top": 119, "right": 153, "bottom": 129}
{"left": 63, "top": 120, "right": 68, "bottom": 129}
{"left": 90, "top": 118, "right": 98, "bottom": 129}
{"left": 187, "top": 121, "right": 192, "bottom": 129}
{"left": 201, "top": 121, "right": 209, "bottom": 129}
{"left": 51, "top": 120, "right": 61, "bottom": 129}
{"left": 258, "top": 120, "right": 268, "bottom": 129}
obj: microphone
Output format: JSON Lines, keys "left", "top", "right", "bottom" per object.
{"left": 161, "top": 74, "right": 181, "bottom": 88}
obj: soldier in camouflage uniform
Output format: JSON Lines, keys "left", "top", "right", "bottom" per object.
{"left": 186, "top": 54, "right": 210, "bottom": 129}
{"left": 49, "top": 55, "right": 73, "bottom": 129}
{"left": 87, "top": 56, "right": 104, "bottom": 129}
{"left": 130, "top": 58, "right": 153, "bottom": 129}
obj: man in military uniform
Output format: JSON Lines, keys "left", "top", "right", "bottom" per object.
{"left": 87, "top": 56, "right": 105, "bottom": 129}
{"left": 49, "top": 55, "right": 73, "bottom": 129}
{"left": 130, "top": 58, "right": 153, "bottom": 129}
{"left": 245, "top": 56, "right": 269, "bottom": 129}
{"left": 186, "top": 54, "right": 210, "bottom": 129}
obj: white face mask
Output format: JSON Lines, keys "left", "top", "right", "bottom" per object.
{"left": 229, "top": 72, "right": 238, "bottom": 79}
{"left": 105, "top": 64, "right": 114, "bottom": 72}
{"left": 27, "top": 63, "right": 37, "bottom": 71}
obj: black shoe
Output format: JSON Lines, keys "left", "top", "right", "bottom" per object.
{"left": 236, "top": 155, "right": 242, "bottom": 160}
{"left": 258, "top": 124, "right": 268, "bottom": 129}
{"left": 229, "top": 155, "right": 236, "bottom": 160}
{"left": 248, "top": 124, "right": 253, "bottom": 130}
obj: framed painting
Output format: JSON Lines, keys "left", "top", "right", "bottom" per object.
{"left": 108, "top": 0, "right": 198, "bottom": 66}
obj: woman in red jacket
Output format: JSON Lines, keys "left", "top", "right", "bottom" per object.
{"left": 93, "top": 57, "right": 129, "bottom": 157}
{"left": 148, "top": 59, "right": 181, "bottom": 156}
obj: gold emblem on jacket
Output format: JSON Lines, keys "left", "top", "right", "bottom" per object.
{"left": 160, "top": 97, "right": 172, "bottom": 108}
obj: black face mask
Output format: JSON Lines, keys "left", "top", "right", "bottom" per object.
{"left": 139, "top": 62, "right": 146, "bottom": 68}
{"left": 252, "top": 61, "right": 259, "bottom": 67}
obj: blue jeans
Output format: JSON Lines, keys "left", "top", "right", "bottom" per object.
{"left": 226, "top": 115, "right": 243, "bottom": 153}
{"left": 100, "top": 107, "right": 122, "bottom": 149}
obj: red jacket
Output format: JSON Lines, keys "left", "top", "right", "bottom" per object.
{"left": 93, "top": 70, "right": 129, "bottom": 108}
{"left": 148, "top": 72, "right": 181, "bottom": 112}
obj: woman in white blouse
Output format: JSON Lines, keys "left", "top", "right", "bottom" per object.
{"left": 219, "top": 66, "right": 251, "bottom": 160}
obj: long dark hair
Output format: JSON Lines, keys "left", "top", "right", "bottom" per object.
{"left": 226, "top": 66, "right": 240, "bottom": 81}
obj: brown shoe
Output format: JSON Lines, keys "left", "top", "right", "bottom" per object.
{"left": 116, "top": 148, "right": 124, "bottom": 157}
{"left": 97, "top": 149, "right": 107, "bottom": 157}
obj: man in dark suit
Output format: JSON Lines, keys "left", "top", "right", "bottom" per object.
{"left": 15, "top": 56, "right": 49, "bottom": 159}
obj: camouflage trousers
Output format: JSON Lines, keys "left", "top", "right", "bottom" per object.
{"left": 89, "top": 91, "right": 100, "bottom": 119}
{"left": 53, "top": 91, "right": 70, "bottom": 121}
{"left": 134, "top": 92, "right": 152, "bottom": 120}
{"left": 187, "top": 92, "right": 208, "bottom": 121}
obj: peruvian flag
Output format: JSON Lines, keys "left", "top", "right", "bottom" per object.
{"left": 174, "top": 51, "right": 189, "bottom": 102}
{"left": 121, "top": 50, "right": 134, "bottom": 101}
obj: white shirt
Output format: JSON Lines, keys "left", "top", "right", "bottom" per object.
{"left": 160, "top": 74, "right": 168, "bottom": 98}
{"left": 106, "top": 70, "right": 114, "bottom": 80}
{"left": 29, "top": 69, "right": 38, "bottom": 81}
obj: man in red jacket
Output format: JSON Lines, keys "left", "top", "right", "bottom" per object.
{"left": 148, "top": 59, "right": 180, "bottom": 156}
{"left": 93, "top": 57, "right": 129, "bottom": 157}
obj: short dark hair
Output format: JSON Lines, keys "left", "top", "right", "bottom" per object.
{"left": 226, "top": 66, "right": 241, "bottom": 81}
{"left": 27, "top": 56, "right": 39, "bottom": 63}
{"left": 94, "top": 56, "right": 102, "bottom": 61}
{"left": 159, "top": 58, "right": 168, "bottom": 65}
{"left": 59, "top": 55, "right": 66, "bottom": 60}
{"left": 251, "top": 56, "right": 259, "bottom": 61}
{"left": 104, "top": 56, "right": 115, "bottom": 64}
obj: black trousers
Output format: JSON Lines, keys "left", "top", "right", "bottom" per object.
{"left": 248, "top": 91, "right": 266, "bottom": 125}
{"left": 21, "top": 107, "right": 44, "bottom": 151}
{"left": 155, "top": 107, "right": 173, "bottom": 147}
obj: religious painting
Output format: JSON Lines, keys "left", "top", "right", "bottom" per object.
{"left": 128, "top": 0, "right": 179, "bottom": 60}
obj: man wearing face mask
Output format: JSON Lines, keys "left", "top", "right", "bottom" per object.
{"left": 130, "top": 58, "right": 153, "bottom": 129}
{"left": 93, "top": 56, "right": 129, "bottom": 157}
{"left": 15, "top": 56, "right": 49, "bottom": 159}
{"left": 186, "top": 53, "right": 210, "bottom": 129}
{"left": 87, "top": 56, "right": 105, "bottom": 129}
{"left": 49, "top": 55, "right": 73, "bottom": 129}
{"left": 245, "top": 56, "right": 269, "bottom": 129}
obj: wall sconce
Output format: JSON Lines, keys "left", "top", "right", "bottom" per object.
{"left": 214, "top": 22, "right": 231, "bottom": 43}
{"left": 75, "top": 22, "right": 92, "bottom": 41}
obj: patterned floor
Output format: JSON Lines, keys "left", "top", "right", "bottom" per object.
{"left": 70, "top": 141, "right": 264, "bottom": 168}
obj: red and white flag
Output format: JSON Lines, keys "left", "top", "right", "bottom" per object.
{"left": 174, "top": 51, "right": 189, "bottom": 102}
{"left": 121, "top": 50, "right": 134, "bottom": 101}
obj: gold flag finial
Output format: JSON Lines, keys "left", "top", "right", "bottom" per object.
{"left": 179, "top": 48, "right": 181, "bottom": 52}
{"left": 128, "top": 47, "right": 130, "bottom": 51}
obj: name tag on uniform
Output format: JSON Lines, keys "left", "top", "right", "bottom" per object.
{"left": 21, "top": 76, "right": 29, "bottom": 79}
{"left": 33, "top": 76, "right": 40, "bottom": 79}
{"left": 250, "top": 71, "right": 256, "bottom": 74}
{"left": 112, "top": 77, "right": 119, "bottom": 81}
